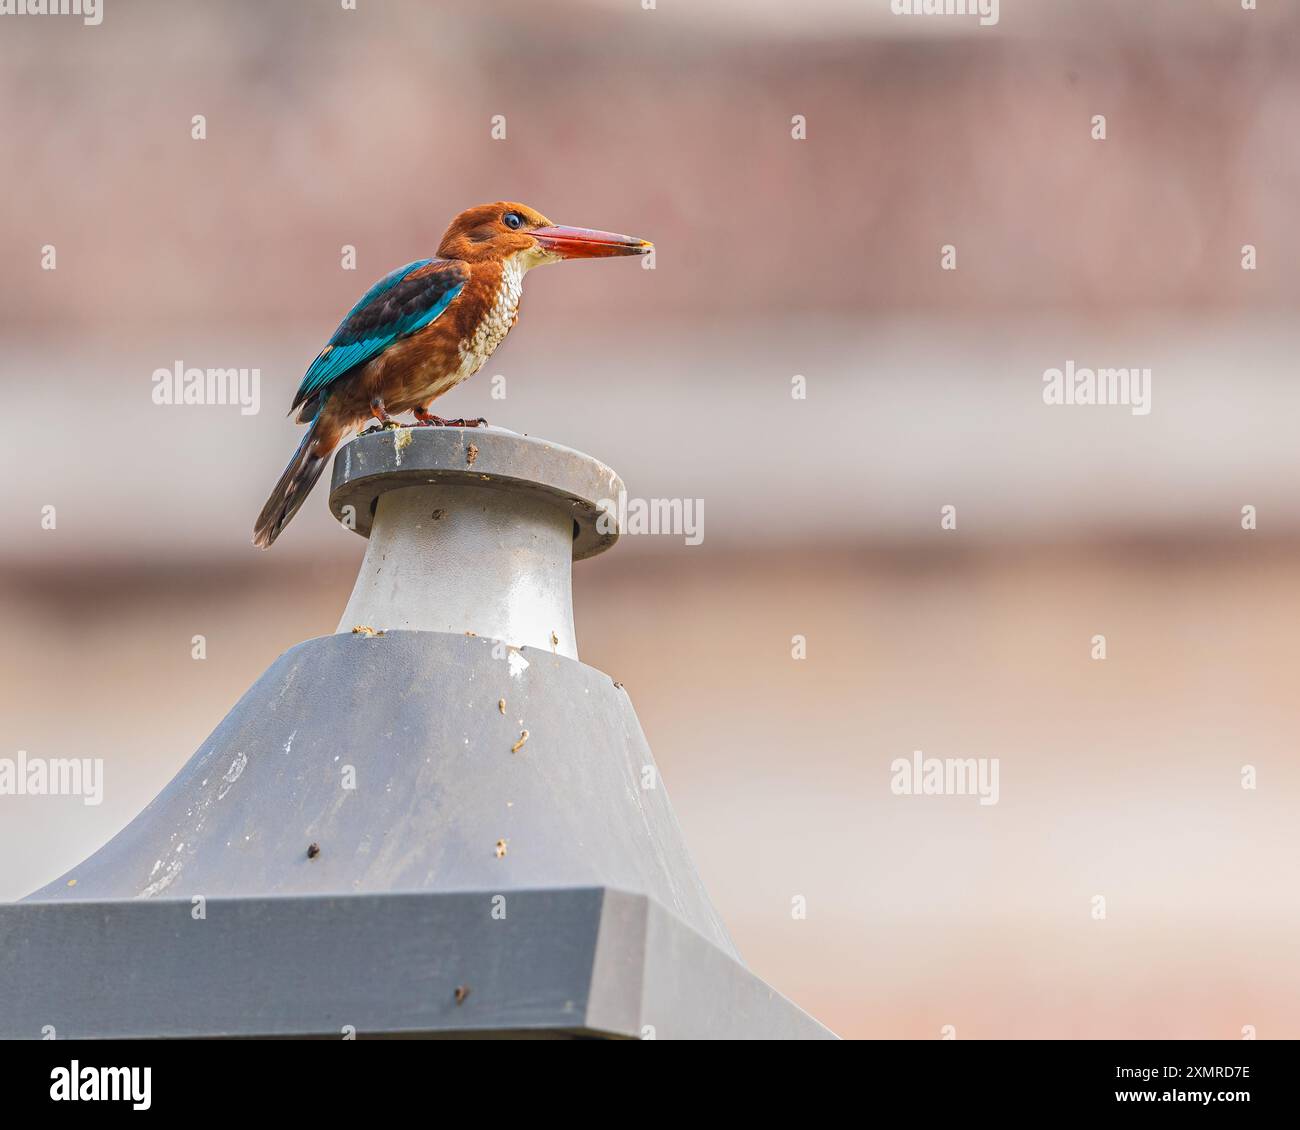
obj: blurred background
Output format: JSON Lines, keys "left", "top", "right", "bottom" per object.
{"left": 2, "top": 0, "right": 1299, "bottom": 1038}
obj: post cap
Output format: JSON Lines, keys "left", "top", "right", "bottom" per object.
{"left": 328, "top": 427, "right": 624, "bottom": 560}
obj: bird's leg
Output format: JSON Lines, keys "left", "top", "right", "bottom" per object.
{"left": 362, "top": 397, "right": 403, "bottom": 433}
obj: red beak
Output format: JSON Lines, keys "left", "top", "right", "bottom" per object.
{"left": 530, "top": 225, "right": 653, "bottom": 259}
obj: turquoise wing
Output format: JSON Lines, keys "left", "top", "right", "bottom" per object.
{"left": 291, "top": 258, "right": 468, "bottom": 413}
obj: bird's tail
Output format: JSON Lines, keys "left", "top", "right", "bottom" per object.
{"left": 252, "top": 415, "right": 333, "bottom": 549}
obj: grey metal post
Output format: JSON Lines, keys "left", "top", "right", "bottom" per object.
{"left": 0, "top": 429, "right": 834, "bottom": 1040}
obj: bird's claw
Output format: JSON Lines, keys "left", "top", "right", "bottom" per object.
{"left": 414, "top": 414, "right": 489, "bottom": 428}
{"left": 361, "top": 420, "right": 406, "bottom": 435}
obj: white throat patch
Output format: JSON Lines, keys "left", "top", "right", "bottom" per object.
{"left": 457, "top": 254, "right": 527, "bottom": 379}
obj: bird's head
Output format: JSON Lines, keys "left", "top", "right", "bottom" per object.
{"left": 437, "top": 201, "right": 653, "bottom": 269}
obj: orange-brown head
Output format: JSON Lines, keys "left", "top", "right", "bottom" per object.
{"left": 436, "top": 201, "right": 653, "bottom": 268}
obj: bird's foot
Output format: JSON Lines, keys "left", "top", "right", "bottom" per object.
{"left": 361, "top": 419, "right": 407, "bottom": 435}
{"left": 367, "top": 397, "right": 399, "bottom": 430}
{"left": 414, "top": 411, "right": 489, "bottom": 428}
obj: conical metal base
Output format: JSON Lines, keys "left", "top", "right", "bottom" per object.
{"left": 25, "top": 631, "right": 738, "bottom": 956}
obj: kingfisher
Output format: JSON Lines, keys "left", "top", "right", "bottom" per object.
{"left": 252, "top": 201, "right": 652, "bottom": 548}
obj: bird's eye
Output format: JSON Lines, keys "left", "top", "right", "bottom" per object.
{"left": 503, "top": 212, "right": 524, "bottom": 230}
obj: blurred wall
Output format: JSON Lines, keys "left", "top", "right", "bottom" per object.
{"left": 2, "top": 0, "right": 1298, "bottom": 1038}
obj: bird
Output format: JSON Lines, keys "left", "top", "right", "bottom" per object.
{"left": 252, "top": 201, "right": 652, "bottom": 548}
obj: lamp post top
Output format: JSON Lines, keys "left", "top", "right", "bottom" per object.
{"left": 329, "top": 426, "right": 624, "bottom": 561}
{"left": 4, "top": 427, "right": 836, "bottom": 1039}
